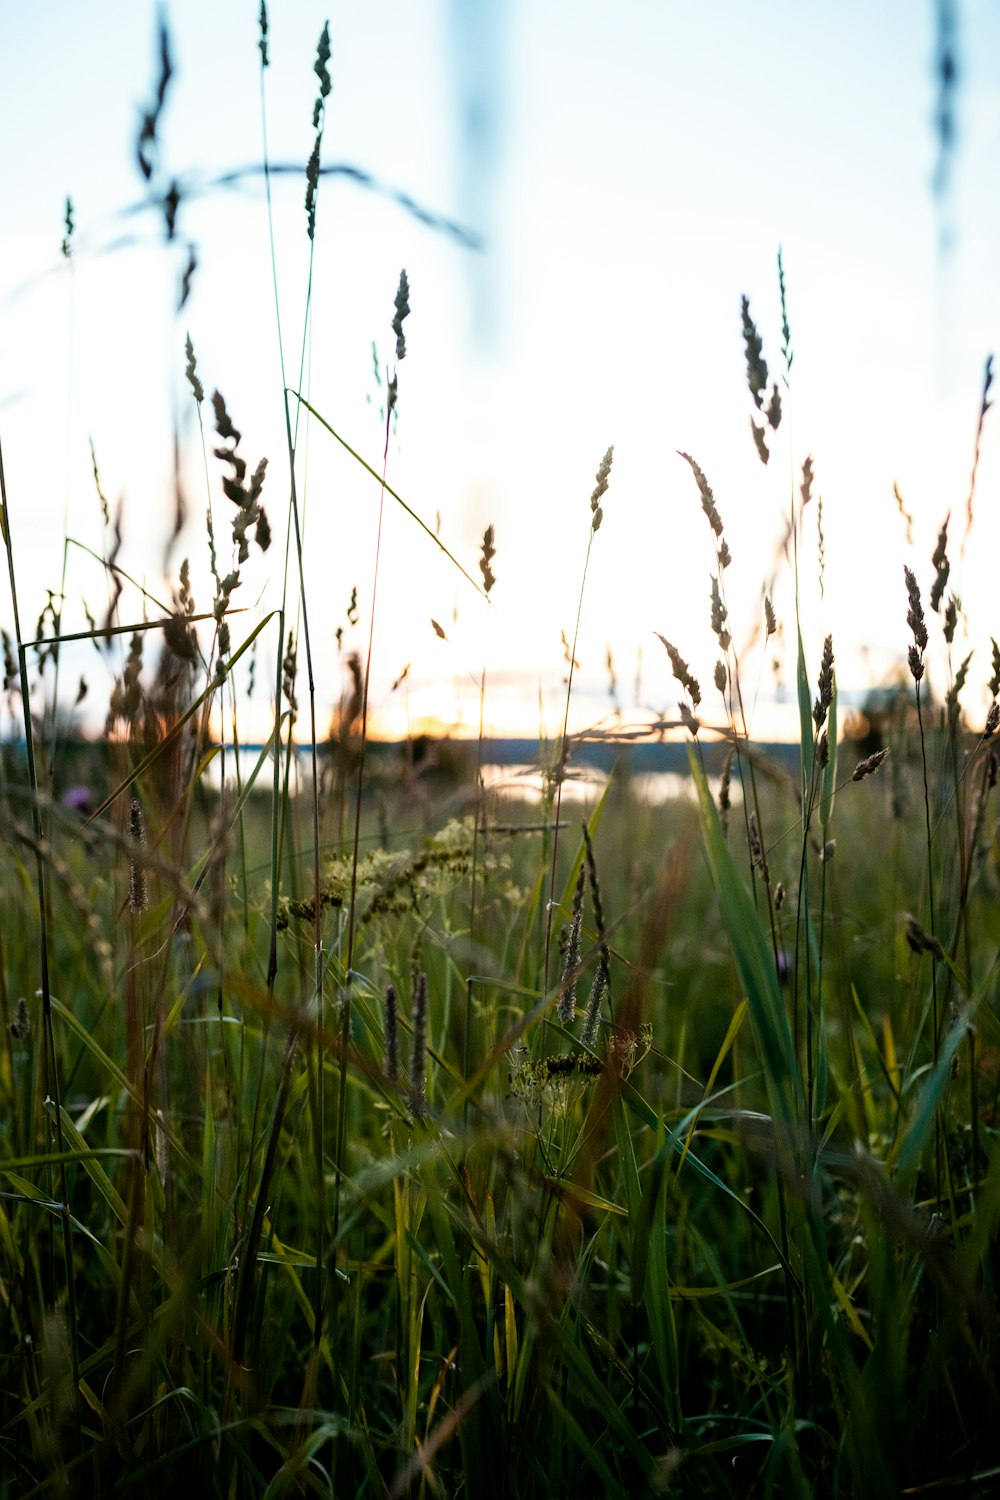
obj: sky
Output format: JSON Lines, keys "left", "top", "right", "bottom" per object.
{"left": 2, "top": 0, "right": 1000, "bottom": 747}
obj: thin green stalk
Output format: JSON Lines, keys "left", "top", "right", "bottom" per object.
{"left": 543, "top": 534, "right": 592, "bottom": 992}
{"left": 260, "top": 21, "right": 327, "bottom": 1348}
{"left": 0, "top": 433, "right": 82, "bottom": 1436}
{"left": 335, "top": 404, "right": 393, "bottom": 1236}
{"left": 232, "top": 614, "right": 283, "bottom": 1265}
{"left": 467, "top": 545, "right": 496, "bottom": 1110}
{"left": 913, "top": 682, "right": 943, "bottom": 1209}
{"left": 543, "top": 448, "right": 613, "bottom": 992}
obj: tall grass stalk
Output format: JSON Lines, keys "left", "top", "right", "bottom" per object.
{"left": 0, "top": 433, "right": 82, "bottom": 1436}
{"left": 542, "top": 446, "right": 612, "bottom": 992}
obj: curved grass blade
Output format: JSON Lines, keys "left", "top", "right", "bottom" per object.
{"left": 288, "top": 392, "right": 486, "bottom": 599}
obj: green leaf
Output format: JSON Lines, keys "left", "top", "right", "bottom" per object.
{"left": 688, "top": 747, "right": 799, "bottom": 1129}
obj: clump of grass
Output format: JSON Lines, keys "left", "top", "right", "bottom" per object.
{"left": 5, "top": 16, "right": 1000, "bottom": 1500}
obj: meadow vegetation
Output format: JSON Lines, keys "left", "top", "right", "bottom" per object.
{"left": 1, "top": 10, "right": 999, "bottom": 1497}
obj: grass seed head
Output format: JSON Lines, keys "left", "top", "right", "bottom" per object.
{"left": 710, "top": 576, "right": 730, "bottom": 651}
{"left": 778, "top": 246, "right": 793, "bottom": 372}
{"left": 557, "top": 863, "right": 587, "bottom": 1026}
{"left": 184, "top": 335, "right": 203, "bottom": 404}
{"left": 678, "top": 452, "right": 724, "bottom": 538}
{"left": 282, "top": 631, "right": 298, "bottom": 717}
{"left": 128, "top": 797, "right": 147, "bottom": 914}
{"left": 384, "top": 983, "right": 399, "bottom": 1082}
{"left": 718, "top": 750, "right": 733, "bottom": 832}
{"left": 748, "top": 810, "right": 769, "bottom": 884}
{"left": 9, "top": 997, "right": 29, "bottom": 1040}
{"left": 679, "top": 702, "right": 700, "bottom": 736}
{"left": 479, "top": 524, "right": 496, "bottom": 595}
{"left": 946, "top": 650, "right": 971, "bottom": 728}
{"left": 178, "top": 244, "right": 197, "bottom": 311}
{"left": 313, "top": 21, "right": 332, "bottom": 108}
{"left": 656, "top": 633, "right": 701, "bottom": 709}
{"left": 740, "top": 296, "right": 768, "bottom": 410}
{"left": 894, "top": 480, "right": 915, "bottom": 544}
{"left": 904, "top": 912, "right": 944, "bottom": 961}
{"left": 258, "top": 1, "right": 269, "bottom": 67}
{"left": 2, "top": 629, "right": 16, "bottom": 693}
{"left": 136, "top": 18, "right": 173, "bottom": 182}
{"left": 751, "top": 416, "right": 769, "bottom": 465}
{"left": 408, "top": 971, "right": 429, "bottom": 1119}
{"left": 305, "top": 137, "right": 321, "bottom": 239}
{"left": 557, "top": 911, "right": 583, "bottom": 1026}
{"left": 392, "top": 269, "right": 410, "bottom": 363}
{"left": 930, "top": 514, "right": 950, "bottom": 613}
{"left": 590, "top": 445, "right": 614, "bottom": 532}
{"left": 904, "top": 566, "right": 927, "bottom": 680}
{"left": 851, "top": 747, "right": 889, "bottom": 781}
{"left": 813, "top": 635, "right": 834, "bottom": 729}
{"left": 582, "top": 824, "right": 606, "bottom": 940}
{"left": 61, "top": 196, "right": 74, "bottom": 259}
{"left": 580, "top": 960, "right": 608, "bottom": 1051}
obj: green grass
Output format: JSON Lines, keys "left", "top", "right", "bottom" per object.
{"left": 2, "top": 10, "right": 1000, "bottom": 1498}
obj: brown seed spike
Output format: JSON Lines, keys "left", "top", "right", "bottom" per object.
{"left": 904, "top": 566, "right": 928, "bottom": 654}
{"left": 655, "top": 633, "right": 701, "bottom": 708}
{"left": 751, "top": 417, "right": 769, "bottom": 465}
{"left": 709, "top": 577, "right": 730, "bottom": 651}
{"left": 930, "top": 514, "right": 950, "bottom": 613}
{"left": 479, "top": 524, "right": 496, "bottom": 595}
{"left": 740, "top": 296, "right": 769, "bottom": 410}
{"left": 184, "top": 335, "right": 203, "bottom": 405}
{"left": 128, "top": 798, "right": 148, "bottom": 915}
{"left": 392, "top": 270, "right": 410, "bottom": 363}
{"left": 305, "top": 138, "right": 321, "bottom": 240}
{"left": 408, "top": 972, "right": 429, "bottom": 1119}
{"left": 812, "top": 635, "right": 834, "bottom": 729}
{"left": 851, "top": 747, "right": 889, "bottom": 781}
{"left": 258, "top": 1, "right": 269, "bottom": 67}
{"left": 314, "top": 21, "right": 332, "bottom": 98}
{"left": 678, "top": 452, "right": 724, "bottom": 537}
{"left": 384, "top": 983, "right": 399, "bottom": 1082}
{"left": 590, "top": 446, "right": 614, "bottom": 532}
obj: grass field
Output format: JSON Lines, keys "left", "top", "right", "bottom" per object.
{"left": 2, "top": 9, "right": 1000, "bottom": 1497}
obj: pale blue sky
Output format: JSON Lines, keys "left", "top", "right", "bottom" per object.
{"left": 3, "top": 1, "right": 1000, "bottom": 740}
